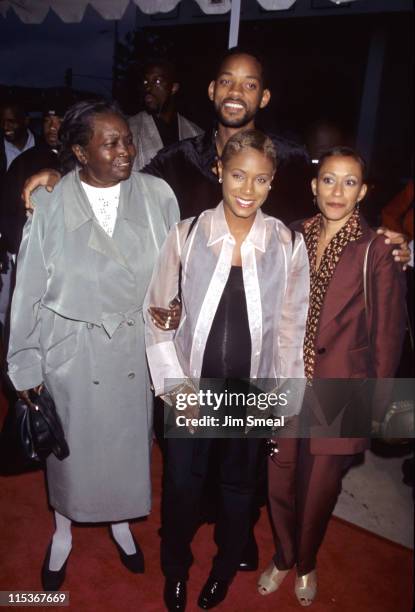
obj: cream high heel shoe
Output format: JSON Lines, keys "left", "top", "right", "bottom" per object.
{"left": 257, "top": 562, "right": 290, "bottom": 596}
{"left": 294, "top": 569, "right": 317, "bottom": 606}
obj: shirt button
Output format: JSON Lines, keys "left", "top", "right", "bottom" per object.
{"left": 127, "top": 319, "right": 135, "bottom": 326}
{"left": 128, "top": 372, "right": 135, "bottom": 379}
{"left": 93, "top": 380, "right": 99, "bottom": 385}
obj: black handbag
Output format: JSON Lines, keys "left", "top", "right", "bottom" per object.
{"left": 15, "top": 387, "right": 70, "bottom": 462}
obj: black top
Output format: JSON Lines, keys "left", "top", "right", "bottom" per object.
{"left": 0, "top": 132, "right": 41, "bottom": 184}
{"left": 153, "top": 114, "right": 179, "bottom": 148}
{"left": 142, "top": 128, "right": 313, "bottom": 223}
{"left": 201, "top": 266, "right": 252, "bottom": 379}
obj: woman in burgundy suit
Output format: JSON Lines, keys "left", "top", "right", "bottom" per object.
{"left": 258, "top": 147, "right": 406, "bottom": 605}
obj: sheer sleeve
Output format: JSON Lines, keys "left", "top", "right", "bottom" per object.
{"left": 144, "top": 220, "right": 193, "bottom": 396}
{"left": 277, "top": 231, "right": 310, "bottom": 378}
{"left": 274, "top": 231, "right": 309, "bottom": 416}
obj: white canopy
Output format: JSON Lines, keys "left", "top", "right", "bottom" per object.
{"left": 0, "top": 0, "right": 356, "bottom": 25}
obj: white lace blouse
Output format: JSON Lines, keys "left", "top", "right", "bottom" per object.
{"left": 81, "top": 181, "right": 120, "bottom": 237}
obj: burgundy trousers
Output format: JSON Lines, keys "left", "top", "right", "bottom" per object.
{"left": 268, "top": 438, "right": 354, "bottom": 576}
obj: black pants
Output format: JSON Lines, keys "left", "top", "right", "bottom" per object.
{"left": 161, "top": 436, "right": 261, "bottom": 581}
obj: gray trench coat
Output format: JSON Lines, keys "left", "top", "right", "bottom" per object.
{"left": 8, "top": 170, "right": 179, "bottom": 522}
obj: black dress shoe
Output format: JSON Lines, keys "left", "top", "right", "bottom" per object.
{"left": 238, "top": 533, "right": 259, "bottom": 572}
{"left": 198, "top": 577, "right": 229, "bottom": 610}
{"left": 41, "top": 542, "right": 70, "bottom": 591}
{"left": 110, "top": 532, "right": 144, "bottom": 573}
{"left": 164, "top": 579, "right": 187, "bottom": 611}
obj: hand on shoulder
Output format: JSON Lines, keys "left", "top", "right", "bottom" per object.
{"left": 23, "top": 169, "right": 62, "bottom": 213}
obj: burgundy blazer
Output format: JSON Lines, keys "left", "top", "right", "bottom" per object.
{"left": 295, "top": 215, "right": 407, "bottom": 455}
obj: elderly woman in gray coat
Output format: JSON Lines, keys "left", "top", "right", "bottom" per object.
{"left": 7, "top": 101, "right": 179, "bottom": 590}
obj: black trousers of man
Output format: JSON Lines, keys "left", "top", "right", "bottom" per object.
{"left": 161, "top": 435, "right": 261, "bottom": 582}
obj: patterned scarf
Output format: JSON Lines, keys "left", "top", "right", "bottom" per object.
{"left": 303, "top": 208, "right": 363, "bottom": 379}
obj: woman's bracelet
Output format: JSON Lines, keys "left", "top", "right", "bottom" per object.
{"left": 162, "top": 380, "right": 196, "bottom": 407}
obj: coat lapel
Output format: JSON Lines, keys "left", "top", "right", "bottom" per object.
{"left": 178, "top": 114, "right": 198, "bottom": 139}
{"left": 317, "top": 219, "right": 372, "bottom": 335}
{"left": 112, "top": 177, "right": 152, "bottom": 274}
{"left": 87, "top": 223, "right": 130, "bottom": 270}
{"left": 136, "top": 112, "right": 163, "bottom": 169}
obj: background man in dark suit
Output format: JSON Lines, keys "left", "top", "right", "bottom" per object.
{"left": 0, "top": 108, "right": 64, "bottom": 258}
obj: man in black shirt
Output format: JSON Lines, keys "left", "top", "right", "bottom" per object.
{"left": 142, "top": 47, "right": 313, "bottom": 224}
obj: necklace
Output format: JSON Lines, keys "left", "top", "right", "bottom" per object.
{"left": 212, "top": 129, "right": 220, "bottom": 176}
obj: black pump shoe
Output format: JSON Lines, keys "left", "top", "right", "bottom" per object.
{"left": 110, "top": 531, "right": 144, "bottom": 573}
{"left": 41, "top": 542, "right": 70, "bottom": 591}
{"left": 164, "top": 579, "right": 187, "bottom": 611}
{"left": 197, "top": 577, "right": 230, "bottom": 610}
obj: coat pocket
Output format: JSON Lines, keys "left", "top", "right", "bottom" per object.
{"left": 44, "top": 332, "right": 78, "bottom": 374}
{"left": 348, "top": 345, "right": 370, "bottom": 377}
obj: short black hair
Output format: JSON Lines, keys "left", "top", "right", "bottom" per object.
{"left": 221, "top": 129, "right": 277, "bottom": 171}
{"left": 215, "top": 46, "right": 269, "bottom": 89}
{"left": 143, "top": 58, "right": 178, "bottom": 83}
{"left": 0, "top": 99, "right": 26, "bottom": 119}
{"left": 58, "top": 99, "right": 124, "bottom": 174}
{"left": 317, "top": 146, "right": 367, "bottom": 181}
{"left": 42, "top": 103, "right": 71, "bottom": 119}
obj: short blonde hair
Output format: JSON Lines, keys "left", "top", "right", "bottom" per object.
{"left": 221, "top": 129, "right": 277, "bottom": 170}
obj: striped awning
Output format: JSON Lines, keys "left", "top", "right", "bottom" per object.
{"left": 0, "top": 0, "right": 358, "bottom": 25}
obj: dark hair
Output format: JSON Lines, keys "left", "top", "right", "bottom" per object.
{"left": 316, "top": 146, "right": 367, "bottom": 181}
{"left": 215, "top": 46, "right": 269, "bottom": 89}
{"left": 58, "top": 100, "right": 124, "bottom": 174}
{"left": 143, "top": 58, "right": 178, "bottom": 82}
{"left": 0, "top": 99, "right": 26, "bottom": 119}
{"left": 221, "top": 129, "right": 277, "bottom": 170}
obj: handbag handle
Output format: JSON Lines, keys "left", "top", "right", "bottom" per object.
{"left": 363, "top": 236, "right": 413, "bottom": 353}
{"left": 362, "top": 236, "right": 377, "bottom": 336}
{"left": 177, "top": 213, "right": 201, "bottom": 303}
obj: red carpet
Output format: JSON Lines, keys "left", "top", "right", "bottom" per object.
{"left": 0, "top": 394, "right": 413, "bottom": 612}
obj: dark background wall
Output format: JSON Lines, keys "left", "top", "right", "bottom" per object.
{"left": 119, "top": 10, "right": 412, "bottom": 214}
{"left": 1, "top": 3, "right": 412, "bottom": 216}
